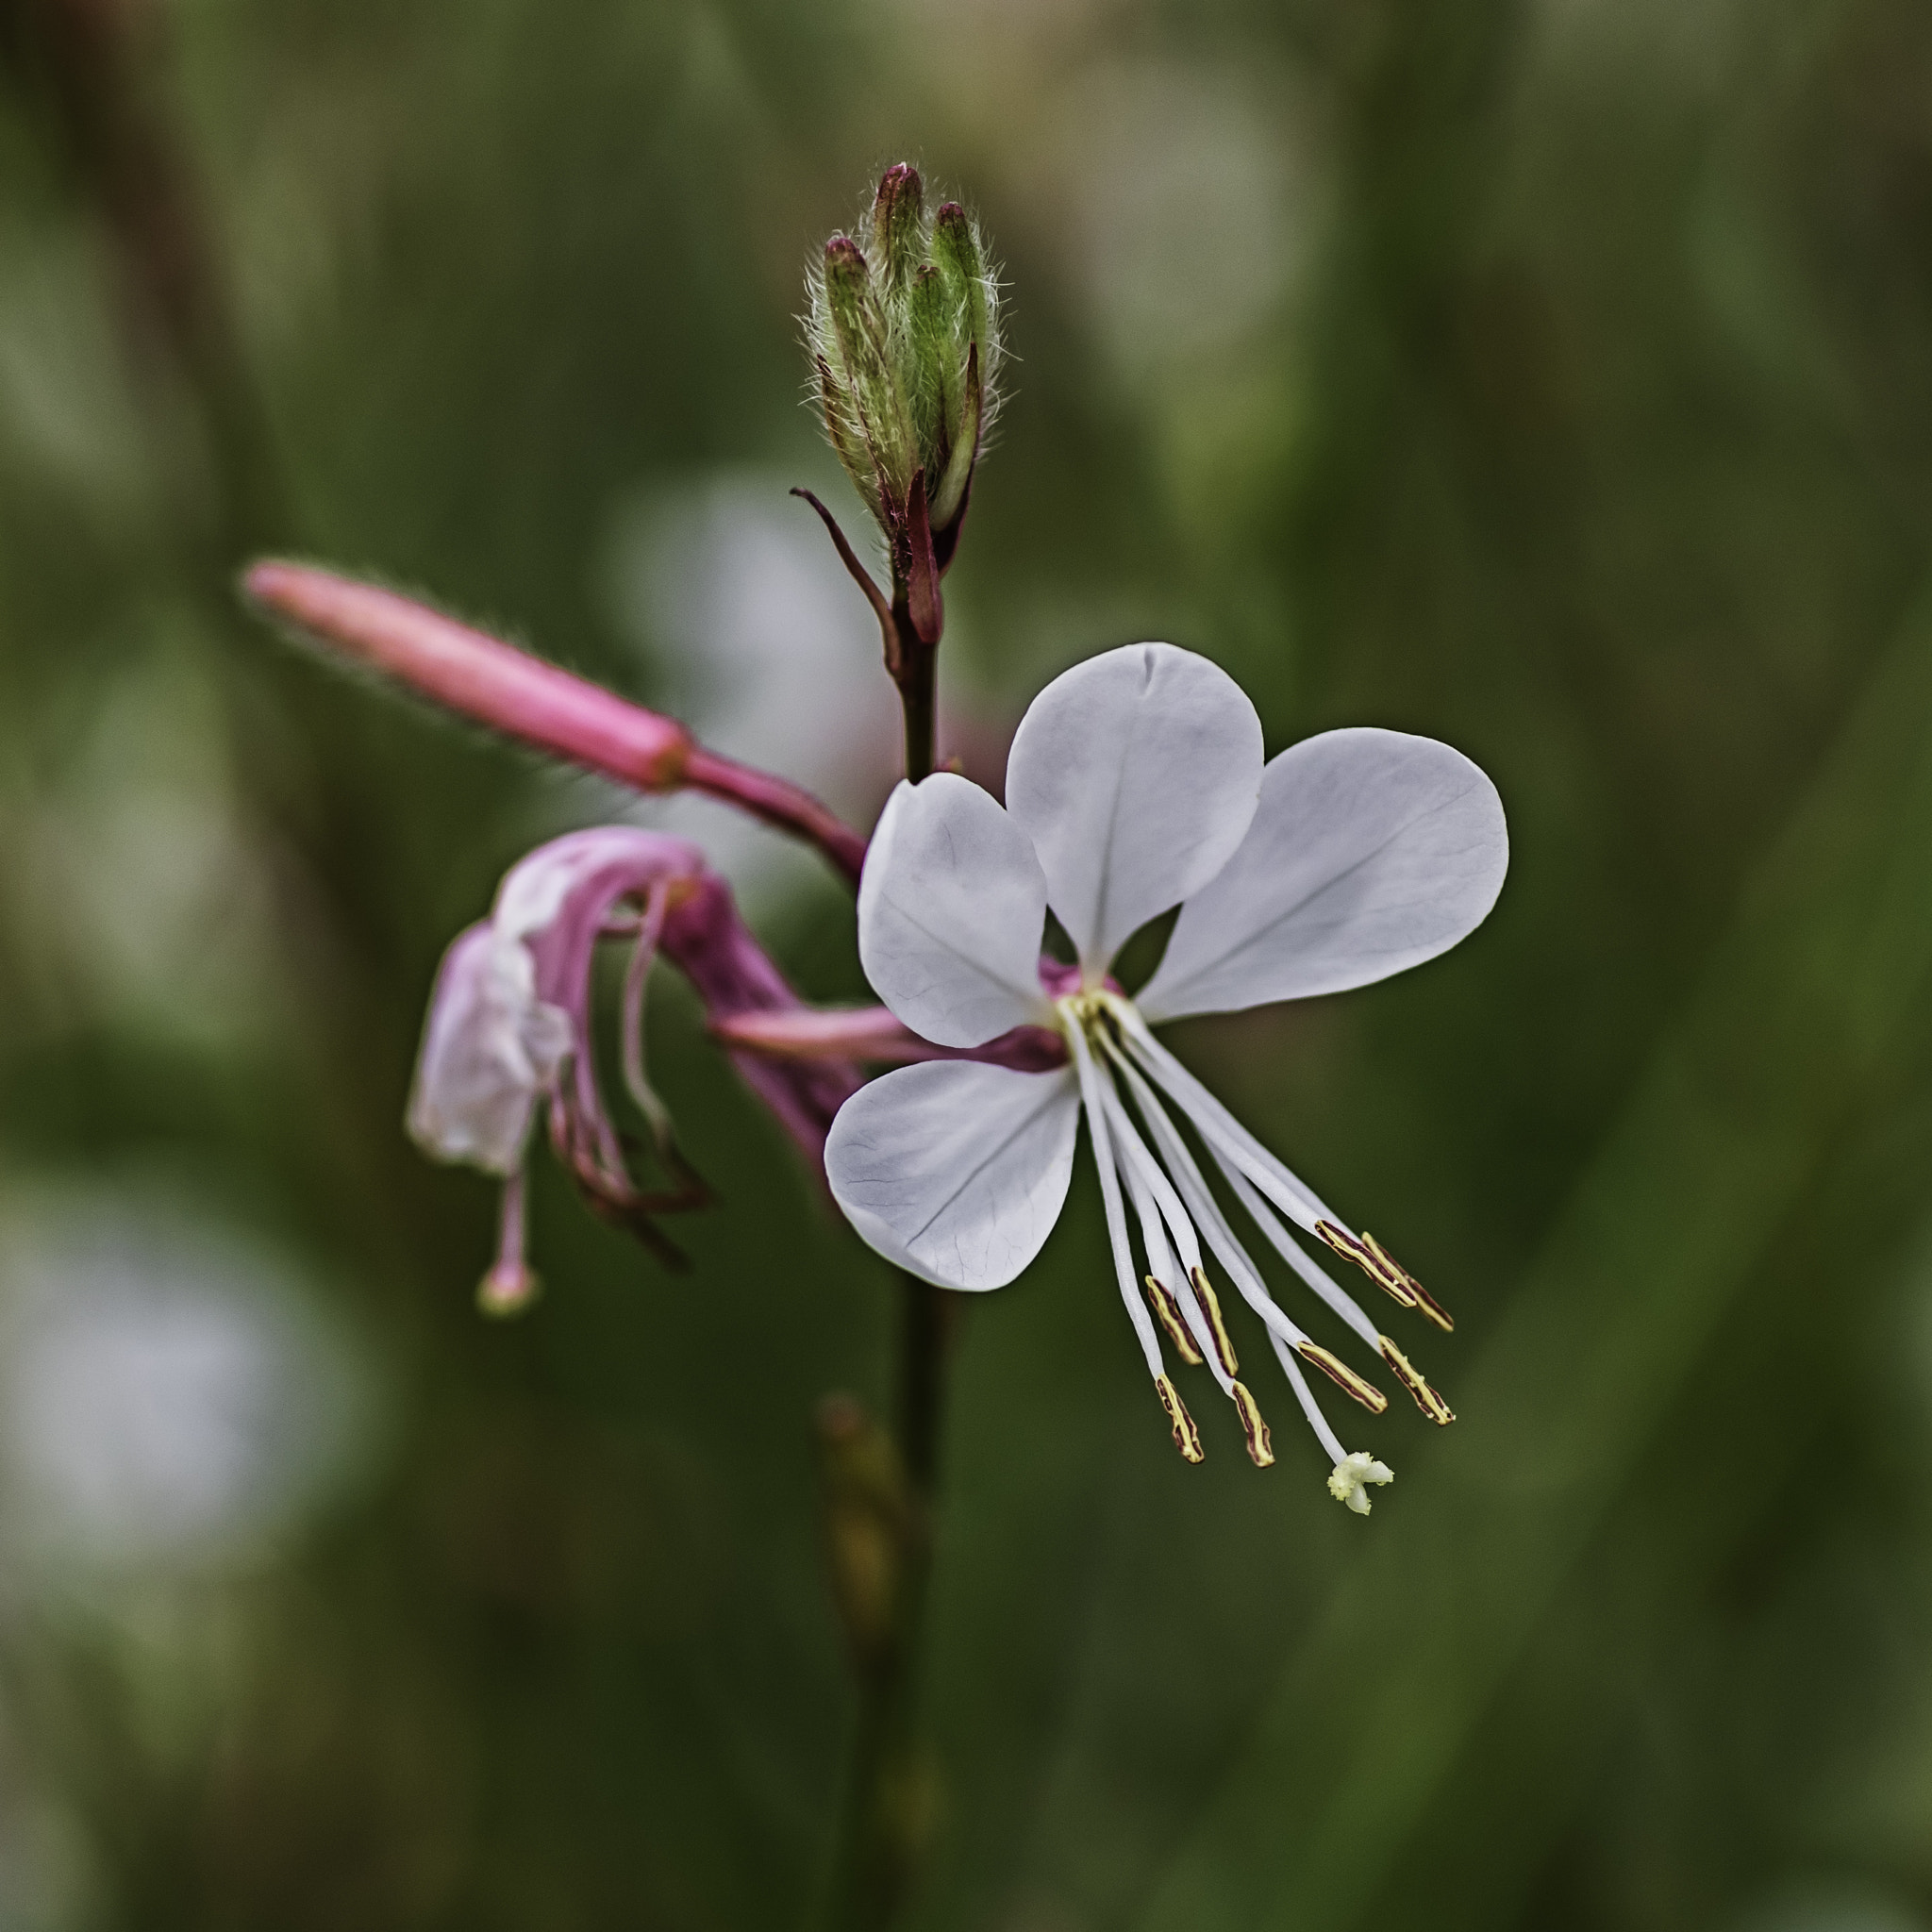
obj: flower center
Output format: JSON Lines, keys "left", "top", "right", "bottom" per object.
{"left": 1052, "top": 985, "right": 1134, "bottom": 1051}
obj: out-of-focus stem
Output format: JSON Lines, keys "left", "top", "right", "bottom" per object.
{"left": 244, "top": 561, "right": 869, "bottom": 887}
{"left": 4, "top": 0, "right": 288, "bottom": 556}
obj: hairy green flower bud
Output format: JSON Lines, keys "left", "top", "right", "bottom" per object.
{"left": 823, "top": 233, "right": 914, "bottom": 502}
{"left": 871, "top": 161, "right": 925, "bottom": 298}
{"left": 807, "top": 164, "right": 1004, "bottom": 583}
{"left": 930, "top": 201, "right": 990, "bottom": 386}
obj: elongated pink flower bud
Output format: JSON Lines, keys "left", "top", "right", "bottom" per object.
{"left": 244, "top": 560, "right": 867, "bottom": 884}
{"left": 247, "top": 560, "right": 691, "bottom": 787}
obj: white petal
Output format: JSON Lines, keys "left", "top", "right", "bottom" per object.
{"left": 1138, "top": 728, "right": 1507, "bottom": 1021}
{"left": 858, "top": 776, "right": 1053, "bottom": 1049}
{"left": 825, "top": 1061, "right": 1081, "bottom": 1289}
{"left": 1005, "top": 643, "right": 1263, "bottom": 974}
{"left": 407, "top": 925, "right": 574, "bottom": 1174}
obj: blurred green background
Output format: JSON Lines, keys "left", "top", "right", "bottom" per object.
{"left": 1, "top": 0, "right": 1931, "bottom": 1926}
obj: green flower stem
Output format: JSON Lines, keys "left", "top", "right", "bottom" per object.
{"left": 894, "top": 616, "right": 941, "bottom": 791}
{"left": 817, "top": 597, "right": 948, "bottom": 1931}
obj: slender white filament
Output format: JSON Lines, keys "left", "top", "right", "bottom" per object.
{"left": 1111, "top": 1004, "right": 1339, "bottom": 1232}
{"left": 1122, "top": 1152, "right": 1181, "bottom": 1299}
{"left": 1065, "top": 1021, "right": 1164, "bottom": 1377}
{"left": 1102, "top": 1039, "right": 1311, "bottom": 1354}
{"left": 1097, "top": 1079, "right": 1208, "bottom": 1281}
{"left": 1268, "top": 1329, "right": 1349, "bottom": 1465}
{"left": 1210, "top": 1148, "right": 1383, "bottom": 1351}
{"left": 1103, "top": 1034, "right": 1362, "bottom": 1463}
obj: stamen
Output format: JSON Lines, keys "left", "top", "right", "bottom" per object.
{"left": 1120, "top": 1158, "right": 1190, "bottom": 1359}
{"left": 1189, "top": 1265, "right": 1240, "bottom": 1378}
{"left": 1378, "top": 1335, "right": 1457, "bottom": 1425}
{"left": 1327, "top": 1451, "right": 1394, "bottom": 1515}
{"left": 1063, "top": 1020, "right": 1167, "bottom": 1381}
{"left": 1108, "top": 1004, "right": 1457, "bottom": 1432}
{"left": 1099, "top": 1027, "right": 1380, "bottom": 1480}
{"left": 620, "top": 879, "right": 676, "bottom": 1158}
{"left": 560, "top": 1038, "right": 632, "bottom": 1198}
{"left": 1156, "top": 1374, "right": 1205, "bottom": 1463}
{"left": 1230, "top": 1380, "right": 1274, "bottom": 1467}
{"left": 1146, "top": 1276, "right": 1205, "bottom": 1365}
{"left": 1295, "top": 1341, "right": 1390, "bottom": 1414}
{"left": 1106, "top": 999, "right": 1339, "bottom": 1229}
{"left": 1269, "top": 1331, "right": 1350, "bottom": 1466}
{"left": 1363, "top": 1232, "right": 1454, "bottom": 1332}
{"left": 1100, "top": 1044, "right": 1304, "bottom": 1358}
{"left": 1212, "top": 1151, "right": 1385, "bottom": 1352}
{"left": 1120, "top": 1142, "right": 1196, "bottom": 1367}
{"left": 1315, "top": 1220, "right": 1417, "bottom": 1309}
{"left": 1097, "top": 1075, "right": 1228, "bottom": 1384}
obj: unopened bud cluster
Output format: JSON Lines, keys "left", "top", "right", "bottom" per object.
{"left": 808, "top": 165, "right": 1002, "bottom": 591}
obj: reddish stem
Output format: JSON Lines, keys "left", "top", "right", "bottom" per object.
{"left": 243, "top": 561, "right": 868, "bottom": 886}
{"left": 661, "top": 876, "right": 864, "bottom": 1171}
{"left": 682, "top": 747, "right": 869, "bottom": 885}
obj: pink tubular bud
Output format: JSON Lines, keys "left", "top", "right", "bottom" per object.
{"left": 243, "top": 560, "right": 867, "bottom": 885}
{"left": 246, "top": 561, "right": 692, "bottom": 790}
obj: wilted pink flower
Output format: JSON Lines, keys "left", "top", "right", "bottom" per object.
{"left": 408, "top": 827, "right": 859, "bottom": 1311}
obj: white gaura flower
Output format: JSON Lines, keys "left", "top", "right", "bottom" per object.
{"left": 824, "top": 643, "right": 1507, "bottom": 1507}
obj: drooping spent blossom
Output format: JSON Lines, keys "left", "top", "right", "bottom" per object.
{"left": 410, "top": 827, "right": 859, "bottom": 1312}
{"left": 824, "top": 644, "right": 1507, "bottom": 1508}
{"left": 805, "top": 164, "right": 1001, "bottom": 642}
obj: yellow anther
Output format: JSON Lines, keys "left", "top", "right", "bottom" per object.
{"left": 1363, "top": 1232, "right": 1453, "bottom": 1332}
{"left": 1155, "top": 1374, "right": 1205, "bottom": 1463}
{"left": 1377, "top": 1335, "right": 1457, "bottom": 1425}
{"left": 1294, "top": 1341, "right": 1390, "bottom": 1414}
{"left": 1315, "top": 1219, "right": 1416, "bottom": 1309}
{"left": 1189, "top": 1266, "right": 1240, "bottom": 1377}
{"left": 1145, "top": 1276, "right": 1205, "bottom": 1365}
{"left": 1231, "top": 1380, "right": 1274, "bottom": 1468}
